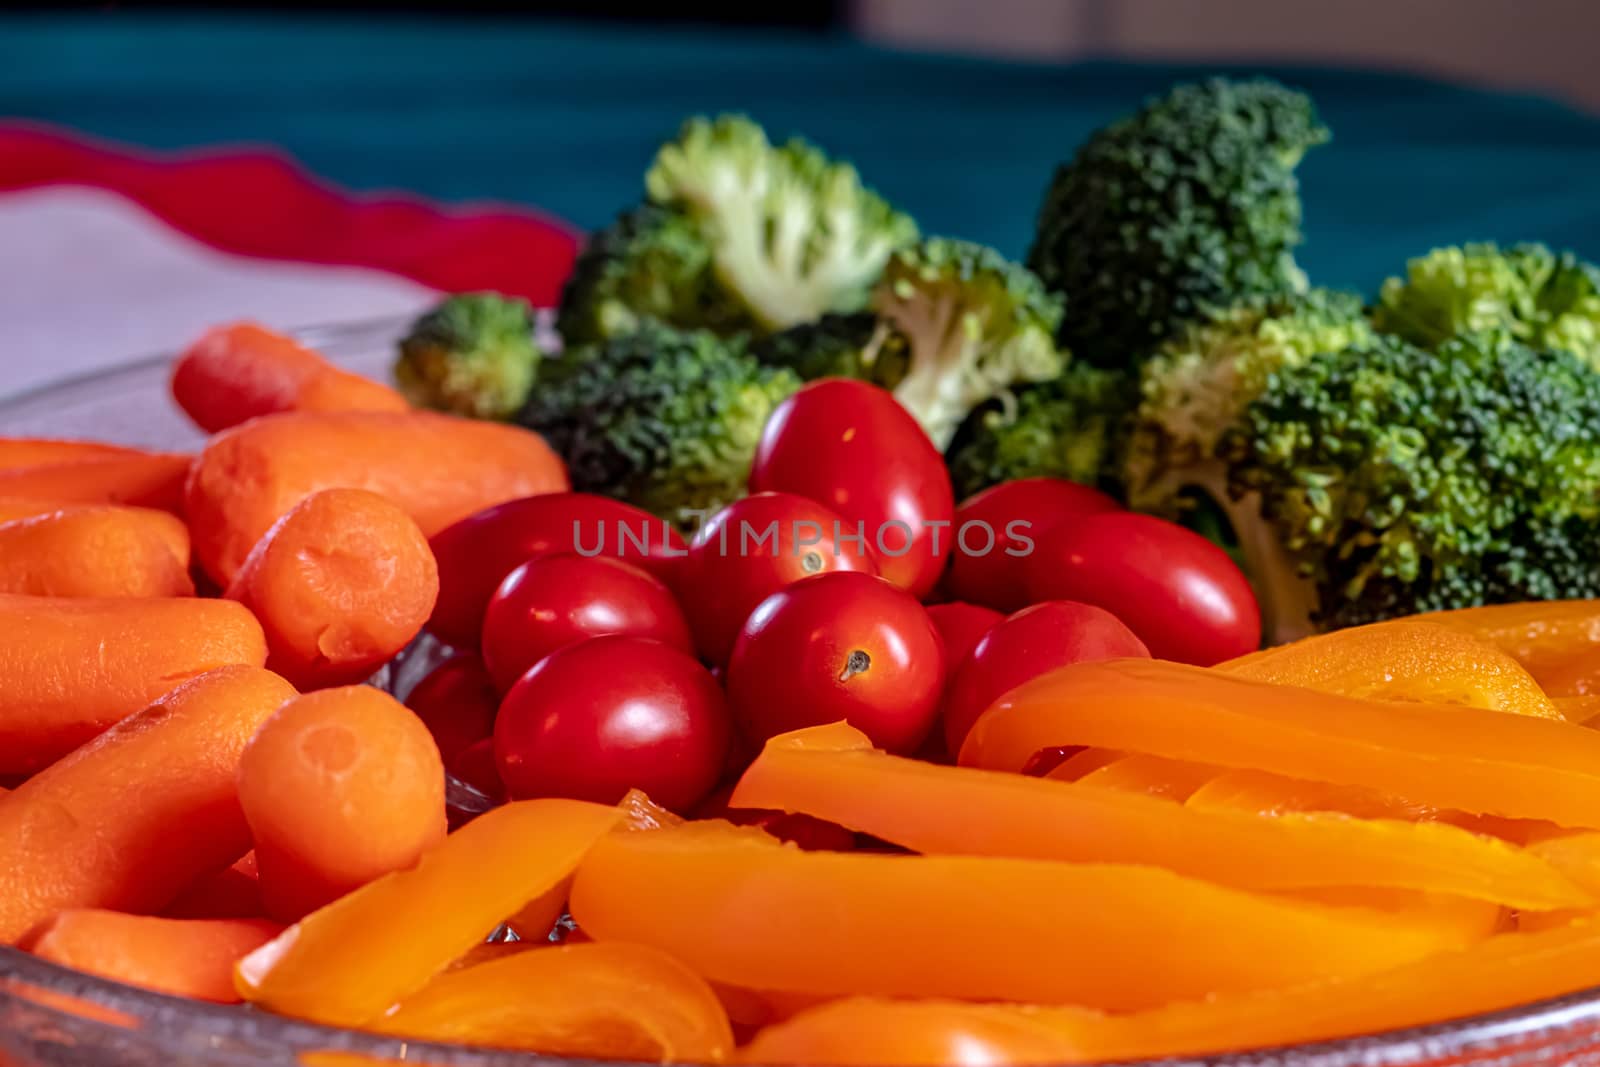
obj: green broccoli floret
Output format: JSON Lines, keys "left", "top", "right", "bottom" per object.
{"left": 1217, "top": 331, "right": 1600, "bottom": 639}
{"left": 945, "top": 362, "right": 1136, "bottom": 500}
{"left": 1125, "top": 288, "right": 1374, "bottom": 510}
{"left": 395, "top": 293, "right": 542, "bottom": 420}
{"left": 1028, "top": 77, "right": 1329, "bottom": 370}
{"left": 869, "top": 238, "right": 1067, "bottom": 450}
{"left": 520, "top": 323, "right": 801, "bottom": 528}
{"left": 646, "top": 114, "right": 918, "bottom": 332}
{"left": 555, "top": 204, "right": 751, "bottom": 346}
{"left": 751, "top": 312, "right": 910, "bottom": 383}
{"left": 1373, "top": 242, "right": 1600, "bottom": 369}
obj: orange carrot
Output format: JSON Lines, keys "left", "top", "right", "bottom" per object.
{"left": 172, "top": 322, "right": 409, "bottom": 433}
{"left": 0, "top": 497, "right": 93, "bottom": 524}
{"left": 164, "top": 852, "right": 264, "bottom": 920}
{"left": 0, "top": 453, "right": 191, "bottom": 512}
{"left": 0, "top": 665, "right": 296, "bottom": 943}
{"left": 185, "top": 410, "right": 568, "bottom": 584}
{"left": 238, "top": 686, "right": 446, "bottom": 921}
{"left": 0, "top": 438, "right": 145, "bottom": 471}
{"left": 0, "top": 595, "right": 269, "bottom": 774}
{"left": 236, "top": 798, "right": 621, "bottom": 1025}
{"left": 224, "top": 489, "right": 438, "bottom": 689}
{"left": 0, "top": 506, "right": 193, "bottom": 598}
{"left": 25, "top": 910, "right": 282, "bottom": 1003}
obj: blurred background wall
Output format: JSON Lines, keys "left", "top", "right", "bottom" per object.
{"left": 855, "top": 0, "right": 1600, "bottom": 112}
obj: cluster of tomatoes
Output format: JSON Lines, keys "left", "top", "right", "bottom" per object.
{"left": 404, "top": 378, "right": 1262, "bottom": 817}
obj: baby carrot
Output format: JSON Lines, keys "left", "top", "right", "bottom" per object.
{"left": 172, "top": 322, "right": 409, "bottom": 433}
{"left": 0, "top": 438, "right": 144, "bottom": 470}
{"left": 0, "top": 595, "right": 269, "bottom": 774}
{"left": 237, "top": 686, "right": 446, "bottom": 921}
{"left": 236, "top": 797, "right": 621, "bottom": 1025}
{"left": 0, "top": 506, "right": 193, "bottom": 598}
{"left": 0, "top": 453, "right": 191, "bottom": 512}
{"left": 185, "top": 410, "right": 568, "bottom": 584}
{"left": 25, "top": 910, "right": 282, "bottom": 1003}
{"left": 224, "top": 489, "right": 438, "bottom": 689}
{"left": 0, "top": 665, "right": 297, "bottom": 943}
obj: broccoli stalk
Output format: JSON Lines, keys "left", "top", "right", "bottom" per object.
{"left": 871, "top": 239, "right": 1067, "bottom": 450}
{"left": 520, "top": 323, "right": 801, "bottom": 529}
{"left": 1028, "top": 77, "right": 1329, "bottom": 370}
{"left": 646, "top": 115, "right": 918, "bottom": 333}
{"left": 395, "top": 293, "right": 542, "bottom": 420}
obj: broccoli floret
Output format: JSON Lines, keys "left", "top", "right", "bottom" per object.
{"left": 646, "top": 114, "right": 918, "bottom": 332}
{"left": 866, "top": 238, "right": 1068, "bottom": 450}
{"left": 395, "top": 293, "right": 542, "bottom": 420}
{"left": 520, "top": 323, "right": 801, "bottom": 529}
{"left": 1373, "top": 242, "right": 1600, "bottom": 369}
{"left": 1125, "top": 288, "right": 1374, "bottom": 509}
{"left": 555, "top": 204, "right": 751, "bottom": 346}
{"left": 751, "top": 311, "right": 912, "bottom": 385}
{"left": 1028, "top": 77, "right": 1328, "bottom": 370}
{"left": 1218, "top": 331, "right": 1600, "bottom": 638}
{"left": 945, "top": 362, "right": 1136, "bottom": 500}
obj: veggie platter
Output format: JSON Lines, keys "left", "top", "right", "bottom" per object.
{"left": 8, "top": 76, "right": 1600, "bottom": 1067}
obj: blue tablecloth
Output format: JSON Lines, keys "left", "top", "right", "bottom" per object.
{"left": 4, "top": 13, "right": 1600, "bottom": 294}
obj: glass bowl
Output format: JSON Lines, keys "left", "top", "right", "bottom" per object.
{"left": 4, "top": 318, "right": 1600, "bottom": 1067}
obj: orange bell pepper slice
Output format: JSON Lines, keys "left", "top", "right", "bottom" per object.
{"left": 731, "top": 723, "right": 1587, "bottom": 910}
{"left": 1069, "top": 754, "right": 1218, "bottom": 800}
{"left": 741, "top": 918, "right": 1600, "bottom": 1065}
{"left": 1420, "top": 600, "right": 1600, "bottom": 696}
{"left": 236, "top": 798, "right": 620, "bottom": 1026}
{"left": 1219, "top": 619, "right": 1560, "bottom": 719}
{"left": 373, "top": 941, "right": 735, "bottom": 1062}
{"left": 571, "top": 816, "right": 1478, "bottom": 1010}
{"left": 960, "top": 659, "right": 1600, "bottom": 827}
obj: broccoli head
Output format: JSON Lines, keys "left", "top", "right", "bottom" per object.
{"left": 520, "top": 323, "right": 801, "bottom": 529}
{"left": 555, "top": 204, "right": 751, "bottom": 346}
{"left": 646, "top": 114, "right": 918, "bottom": 332}
{"left": 1218, "top": 331, "right": 1600, "bottom": 638}
{"left": 945, "top": 362, "right": 1136, "bottom": 500}
{"left": 1373, "top": 242, "right": 1600, "bottom": 369}
{"left": 1028, "top": 77, "right": 1329, "bottom": 369}
{"left": 1125, "top": 288, "right": 1373, "bottom": 509}
{"left": 395, "top": 293, "right": 542, "bottom": 420}
{"left": 867, "top": 238, "right": 1067, "bottom": 450}
{"left": 751, "top": 312, "right": 910, "bottom": 383}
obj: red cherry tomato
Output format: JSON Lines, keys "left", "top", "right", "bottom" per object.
{"left": 944, "top": 478, "right": 1121, "bottom": 612}
{"left": 726, "top": 571, "right": 944, "bottom": 754}
{"left": 494, "top": 635, "right": 729, "bottom": 812}
{"left": 481, "top": 553, "right": 694, "bottom": 692}
{"left": 428, "top": 493, "right": 686, "bottom": 648}
{"left": 682, "top": 492, "right": 878, "bottom": 665}
{"left": 1023, "top": 512, "right": 1261, "bottom": 666}
{"left": 447, "top": 736, "right": 505, "bottom": 805}
{"left": 925, "top": 602, "right": 1004, "bottom": 674}
{"left": 404, "top": 654, "right": 498, "bottom": 765}
{"left": 749, "top": 379, "right": 954, "bottom": 598}
{"left": 944, "top": 600, "right": 1149, "bottom": 757}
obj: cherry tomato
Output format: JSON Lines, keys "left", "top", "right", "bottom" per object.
{"left": 1023, "top": 512, "right": 1261, "bottom": 666}
{"left": 726, "top": 571, "right": 944, "bottom": 754}
{"left": 944, "top": 601, "right": 1149, "bottom": 756}
{"left": 404, "top": 654, "right": 498, "bottom": 765}
{"left": 749, "top": 379, "right": 954, "bottom": 598}
{"left": 926, "top": 602, "right": 1004, "bottom": 674}
{"left": 944, "top": 478, "right": 1121, "bottom": 612}
{"left": 481, "top": 553, "right": 694, "bottom": 692}
{"left": 428, "top": 493, "right": 686, "bottom": 648}
{"left": 494, "top": 635, "right": 730, "bottom": 812}
{"left": 447, "top": 736, "right": 505, "bottom": 805}
{"left": 682, "top": 492, "right": 878, "bottom": 665}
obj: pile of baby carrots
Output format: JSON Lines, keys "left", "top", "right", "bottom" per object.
{"left": 9, "top": 321, "right": 1600, "bottom": 1066}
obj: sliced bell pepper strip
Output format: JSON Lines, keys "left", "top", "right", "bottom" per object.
{"left": 1219, "top": 619, "right": 1560, "bottom": 718}
{"left": 236, "top": 798, "right": 620, "bottom": 1026}
{"left": 731, "top": 723, "right": 1588, "bottom": 910}
{"left": 1042, "top": 747, "right": 1123, "bottom": 780}
{"left": 1420, "top": 600, "right": 1600, "bottom": 696}
{"left": 373, "top": 941, "right": 734, "bottom": 1062}
{"left": 960, "top": 658, "right": 1600, "bottom": 827}
{"left": 570, "top": 817, "right": 1479, "bottom": 1010}
{"left": 1069, "top": 753, "right": 1218, "bottom": 800}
